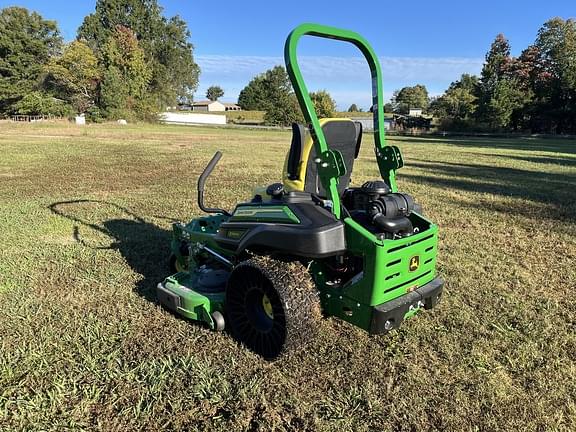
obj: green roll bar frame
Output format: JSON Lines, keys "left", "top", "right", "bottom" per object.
{"left": 284, "top": 23, "right": 403, "bottom": 219}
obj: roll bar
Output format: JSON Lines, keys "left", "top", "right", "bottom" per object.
{"left": 284, "top": 23, "right": 400, "bottom": 218}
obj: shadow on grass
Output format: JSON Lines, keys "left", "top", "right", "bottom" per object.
{"left": 477, "top": 153, "right": 576, "bottom": 167}
{"left": 405, "top": 161, "right": 576, "bottom": 221}
{"left": 49, "top": 200, "right": 172, "bottom": 303}
{"left": 394, "top": 135, "right": 576, "bottom": 155}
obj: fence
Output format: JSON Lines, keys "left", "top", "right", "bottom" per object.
{"left": 10, "top": 115, "right": 63, "bottom": 122}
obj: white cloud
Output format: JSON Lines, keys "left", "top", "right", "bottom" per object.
{"left": 195, "top": 54, "right": 483, "bottom": 110}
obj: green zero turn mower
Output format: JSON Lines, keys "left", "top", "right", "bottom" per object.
{"left": 157, "top": 23, "right": 444, "bottom": 359}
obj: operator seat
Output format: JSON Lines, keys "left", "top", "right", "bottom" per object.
{"left": 283, "top": 118, "right": 362, "bottom": 197}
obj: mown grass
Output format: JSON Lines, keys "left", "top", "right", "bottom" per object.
{"left": 179, "top": 110, "right": 384, "bottom": 125}
{"left": 222, "top": 110, "right": 378, "bottom": 123}
{"left": 0, "top": 121, "right": 575, "bottom": 431}
{"left": 224, "top": 110, "right": 265, "bottom": 124}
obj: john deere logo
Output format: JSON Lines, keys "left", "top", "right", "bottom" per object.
{"left": 409, "top": 256, "right": 420, "bottom": 272}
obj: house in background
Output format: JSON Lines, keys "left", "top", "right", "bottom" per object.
{"left": 409, "top": 108, "right": 423, "bottom": 117}
{"left": 349, "top": 115, "right": 396, "bottom": 131}
{"left": 223, "top": 103, "right": 241, "bottom": 111}
{"left": 191, "top": 100, "right": 226, "bottom": 112}
{"left": 189, "top": 101, "right": 242, "bottom": 112}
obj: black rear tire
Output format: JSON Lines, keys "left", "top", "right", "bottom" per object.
{"left": 225, "top": 256, "right": 321, "bottom": 359}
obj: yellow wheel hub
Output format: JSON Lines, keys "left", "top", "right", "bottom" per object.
{"left": 175, "top": 259, "right": 186, "bottom": 272}
{"left": 262, "top": 294, "right": 274, "bottom": 319}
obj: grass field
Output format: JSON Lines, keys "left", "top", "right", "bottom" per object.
{"left": 224, "top": 110, "right": 266, "bottom": 124}
{"left": 223, "top": 110, "right": 377, "bottom": 124}
{"left": 0, "top": 121, "right": 575, "bottom": 431}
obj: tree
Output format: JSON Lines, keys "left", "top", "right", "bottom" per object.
{"left": 0, "top": 7, "right": 62, "bottom": 115}
{"left": 476, "top": 34, "right": 516, "bottom": 127}
{"left": 43, "top": 41, "right": 100, "bottom": 114}
{"left": 310, "top": 90, "right": 336, "bottom": 118}
{"left": 348, "top": 103, "right": 359, "bottom": 112}
{"left": 392, "top": 84, "right": 429, "bottom": 114}
{"left": 238, "top": 66, "right": 291, "bottom": 111}
{"left": 238, "top": 66, "right": 303, "bottom": 126}
{"left": 530, "top": 18, "right": 576, "bottom": 133}
{"left": 237, "top": 75, "right": 266, "bottom": 110}
{"left": 383, "top": 102, "right": 395, "bottom": 113}
{"left": 206, "top": 85, "right": 224, "bottom": 101}
{"left": 100, "top": 67, "right": 128, "bottom": 118}
{"left": 479, "top": 34, "right": 512, "bottom": 96}
{"left": 264, "top": 93, "right": 303, "bottom": 126}
{"left": 430, "top": 74, "right": 479, "bottom": 126}
{"left": 100, "top": 25, "right": 152, "bottom": 119}
{"left": 13, "top": 91, "right": 72, "bottom": 117}
{"left": 78, "top": 0, "right": 199, "bottom": 109}
{"left": 488, "top": 79, "right": 530, "bottom": 129}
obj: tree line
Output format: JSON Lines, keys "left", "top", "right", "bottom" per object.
{"left": 387, "top": 18, "right": 576, "bottom": 134}
{"left": 0, "top": 1, "right": 199, "bottom": 121}
{"left": 2, "top": 5, "right": 574, "bottom": 133}
{"left": 235, "top": 17, "right": 576, "bottom": 133}
{"left": 237, "top": 65, "right": 336, "bottom": 125}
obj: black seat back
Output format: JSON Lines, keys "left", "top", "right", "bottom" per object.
{"left": 304, "top": 120, "right": 362, "bottom": 196}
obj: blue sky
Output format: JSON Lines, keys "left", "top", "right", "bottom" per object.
{"left": 2, "top": 0, "right": 574, "bottom": 109}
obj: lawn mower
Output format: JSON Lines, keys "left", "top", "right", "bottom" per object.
{"left": 157, "top": 23, "right": 444, "bottom": 359}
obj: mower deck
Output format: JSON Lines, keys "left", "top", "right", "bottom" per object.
{"left": 157, "top": 267, "right": 227, "bottom": 330}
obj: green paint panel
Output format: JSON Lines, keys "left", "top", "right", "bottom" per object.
{"left": 314, "top": 213, "right": 439, "bottom": 332}
{"left": 230, "top": 205, "right": 301, "bottom": 224}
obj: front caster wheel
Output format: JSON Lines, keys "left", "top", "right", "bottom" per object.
{"left": 169, "top": 252, "right": 189, "bottom": 273}
{"left": 211, "top": 311, "right": 225, "bottom": 332}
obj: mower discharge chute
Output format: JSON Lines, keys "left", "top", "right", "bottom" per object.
{"left": 157, "top": 23, "right": 444, "bottom": 359}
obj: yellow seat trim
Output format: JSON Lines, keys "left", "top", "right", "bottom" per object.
{"left": 283, "top": 118, "right": 353, "bottom": 192}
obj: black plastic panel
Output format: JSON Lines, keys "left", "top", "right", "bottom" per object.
{"left": 369, "top": 277, "right": 444, "bottom": 334}
{"left": 215, "top": 197, "right": 346, "bottom": 258}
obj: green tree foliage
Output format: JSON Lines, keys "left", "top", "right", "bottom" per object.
{"left": 430, "top": 74, "right": 479, "bottom": 129}
{"left": 488, "top": 78, "right": 530, "bottom": 129}
{"left": 478, "top": 34, "right": 511, "bottom": 98}
{"left": 383, "top": 102, "right": 394, "bottom": 113}
{"left": 392, "top": 84, "right": 429, "bottom": 114}
{"left": 476, "top": 33, "right": 525, "bottom": 128}
{"left": 310, "top": 90, "right": 336, "bottom": 118}
{"left": 530, "top": 18, "right": 576, "bottom": 133}
{"left": 0, "top": 7, "right": 62, "bottom": 115}
{"left": 100, "top": 26, "right": 152, "bottom": 119}
{"left": 237, "top": 74, "right": 265, "bottom": 110}
{"left": 238, "top": 69, "right": 275, "bottom": 111}
{"left": 433, "top": 21, "right": 576, "bottom": 133}
{"left": 13, "top": 91, "right": 72, "bottom": 116}
{"left": 264, "top": 93, "right": 303, "bottom": 126}
{"left": 206, "top": 85, "right": 224, "bottom": 101}
{"left": 238, "top": 66, "right": 303, "bottom": 126}
{"left": 100, "top": 67, "right": 127, "bottom": 118}
{"left": 348, "top": 103, "right": 359, "bottom": 112}
{"left": 78, "top": 0, "right": 199, "bottom": 110}
{"left": 43, "top": 41, "right": 100, "bottom": 114}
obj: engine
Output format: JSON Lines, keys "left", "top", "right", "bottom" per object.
{"left": 343, "top": 180, "right": 420, "bottom": 239}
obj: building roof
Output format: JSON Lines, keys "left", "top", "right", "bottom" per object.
{"left": 191, "top": 100, "right": 223, "bottom": 106}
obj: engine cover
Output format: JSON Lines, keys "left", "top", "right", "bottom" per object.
{"left": 343, "top": 181, "right": 417, "bottom": 239}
